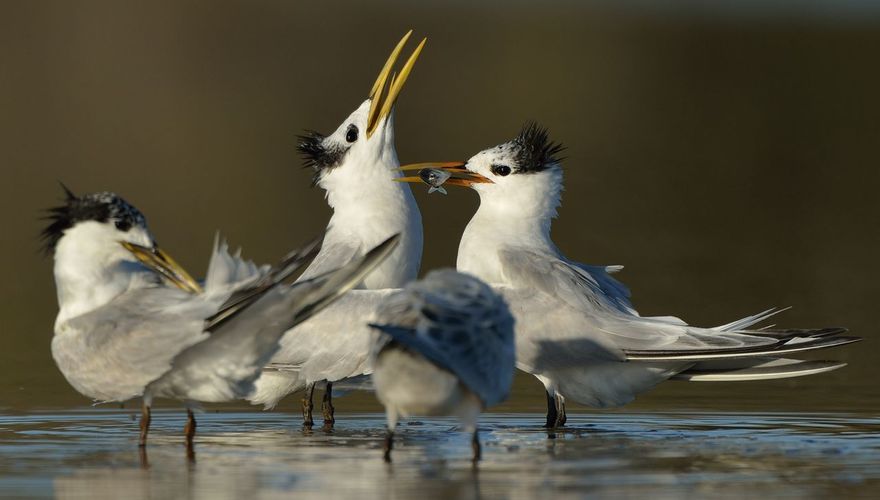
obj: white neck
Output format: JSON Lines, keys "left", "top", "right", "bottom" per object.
{"left": 457, "top": 170, "right": 562, "bottom": 285}
{"left": 52, "top": 222, "right": 156, "bottom": 331}
{"left": 312, "top": 142, "right": 423, "bottom": 288}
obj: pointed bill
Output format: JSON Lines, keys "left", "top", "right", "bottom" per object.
{"left": 395, "top": 161, "right": 493, "bottom": 187}
{"left": 366, "top": 31, "right": 426, "bottom": 137}
{"left": 121, "top": 241, "right": 203, "bottom": 294}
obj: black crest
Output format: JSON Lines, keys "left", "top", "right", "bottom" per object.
{"left": 512, "top": 122, "right": 565, "bottom": 173}
{"left": 297, "top": 130, "right": 345, "bottom": 185}
{"left": 40, "top": 185, "right": 146, "bottom": 255}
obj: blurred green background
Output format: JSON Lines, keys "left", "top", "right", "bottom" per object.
{"left": 1, "top": 1, "right": 877, "bottom": 414}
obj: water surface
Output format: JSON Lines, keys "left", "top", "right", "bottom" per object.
{"left": 1, "top": 410, "right": 877, "bottom": 498}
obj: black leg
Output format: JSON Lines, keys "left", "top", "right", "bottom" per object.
{"left": 471, "top": 429, "right": 481, "bottom": 463}
{"left": 555, "top": 394, "right": 567, "bottom": 428}
{"left": 302, "top": 382, "right": 316, "bottom": 428}
{"left": 383, "top": 431, "right": 394, "bottom": 463}
{"left": 544, "top": 391, "right": 558, "bottom": 429}
{"left": 184, "top": 409, "right": 197, "bottom": 448}
{"left": 321, "top": 381, "right": 335, "bottom": 430}
{"left": 139, "top": 403, "right": 151, "bottom": 447}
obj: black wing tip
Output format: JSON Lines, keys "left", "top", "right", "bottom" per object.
{"left": 752, "top": 327, "right": 849, "bottom": 338}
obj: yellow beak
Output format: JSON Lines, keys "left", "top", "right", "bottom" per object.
{"left": 366, "top": 30, "right": 427, "bottom": 138}
{"left": 395, "top": 161, "right": 493, "bottom": 187}
{"left": 120, "top": 241, "right": 203, "bottom": 294}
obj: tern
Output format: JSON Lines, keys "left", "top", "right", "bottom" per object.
{"left": 247, "top": 31, "right": 427, "bottom": 428}
{"left": 44, "top": 187, "right": 399, "bottom": 448}
{"left": 399, "top": 123, "right": 860, "bottom": 428}
{"left": 369, "top": 270, "right": 515, "bottom": 463}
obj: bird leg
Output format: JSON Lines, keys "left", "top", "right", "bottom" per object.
{"left": 138, "top": 446, "right": 149, "bottom": 469}
{"left": 383, "top": 430, "right": 394, "bottom": 463}
{"left": 471, "top": 429, "right": 481, "bottom": 463}
{"left": 302, "top": 382, "right": 316, "bottom": 428}
{"left": 321, "top": 381, "right": 335, "bottom": 429}
{"left": 139, "top": 403, "right": 152, "bottom": 447}
{"left": 184, "top": 409, "right": 197, "bottom": 449}
{"left": 555, "top": 394, "right": 567, "bottom": 428}
{"left": 543, "top": 391, "right": 558, "bottom": 429}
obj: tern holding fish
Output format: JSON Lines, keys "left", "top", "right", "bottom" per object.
{"left": 44, "top": 187, "right": 399, "bottom": 448}
{"left": 418, "top": 168, "right": 452, "bottom": 195}
{"left": 398, "top": 122, "right": 860, "bottom": 428}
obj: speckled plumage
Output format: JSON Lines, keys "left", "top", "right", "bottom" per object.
{"left": 42, "top": 187, "right": 146, "bottom": 254}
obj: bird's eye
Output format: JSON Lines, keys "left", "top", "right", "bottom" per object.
{"left": 345, "top": 125, "right": 359, "bottom": 143}
{"left": 491, "top": 164, "right": 511, "bottom": 176}
{"left": 115, "top": 219, "right": 131, "bottom": 232}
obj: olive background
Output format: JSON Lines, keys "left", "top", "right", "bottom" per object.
{"left": 1, "top": 1, "right": 877, "bottom": 414}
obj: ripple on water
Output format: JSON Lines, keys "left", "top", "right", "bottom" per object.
{"left": 0, "top": 411, "right": 877, "bottom": 499}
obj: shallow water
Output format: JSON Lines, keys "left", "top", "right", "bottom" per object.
{"left": 1, "top": 410, "right": 878, "bottom": 499}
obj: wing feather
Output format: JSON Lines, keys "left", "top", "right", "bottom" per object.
{"left": 371, "top": 270, "right": 516, "bottom": 406}
{"left": 53, "top": 287, "right": 215, "bottom": 402}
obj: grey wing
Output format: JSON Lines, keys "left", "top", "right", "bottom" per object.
{"left": 371, "top": 270, "right": 516, "bottom": 407}
{"left": 497, "top": 248, "right": 637, "bottom": 316}
{"left": 297, "top": 238, "right": 362, "bottom": 283}
{"left": 56, "top": 287, "right": 215, "bottom": 402}
{"left": 152, "top": 234, "right": 401, "bottom": 403}
{"left": 496, "top": 248, "right": 798, "bottom": 351}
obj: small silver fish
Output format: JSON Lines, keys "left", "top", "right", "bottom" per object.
{"left": 418, "top": 168, "right": 452, "bottom": 195}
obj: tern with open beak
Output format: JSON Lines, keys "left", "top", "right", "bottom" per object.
{"left": 398, "top": 122, "right": 860, "bottom": 428}
{"left": 247, "top": 31, "right": 427, "bottom": 428}
{"left": 44, "top": 186, "right": 399, "bottom": 450}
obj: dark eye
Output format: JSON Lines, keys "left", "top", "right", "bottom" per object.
{"left": 115, "top": 219, "right": 131, "bottom": 232}
{"left": 491, "top": 164, "right": 511, "bottom": 176}
{"left": 345, "top": 125, "right": 359, "bottom": 143}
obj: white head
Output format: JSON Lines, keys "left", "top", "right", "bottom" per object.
{"left": 460, "top": 123, "right": 565, "bottom": 227}
{"left": 401, "top": 123, "right": 566, "bottom": 235}
{"left": 297, "top": 32, "right": 426, "bottom": 211}
{"left": 44, "top": 187, "right": 199, "bottom": 329}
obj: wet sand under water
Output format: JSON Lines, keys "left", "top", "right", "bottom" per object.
{"left": 0, "top": 411, "right": 877, "bottom": 499}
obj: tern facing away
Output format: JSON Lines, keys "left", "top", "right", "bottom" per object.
{"left": 247, "top": 31, "right": 427, "bottom": 427}
{"left": 399, "top": 123, "right": 860, "bottom": 428}
{"left": 369, "top": 270, "right": 515, "bottom": 463}
{"left": 44, "top": 187, "right": 399, "bottom": 448}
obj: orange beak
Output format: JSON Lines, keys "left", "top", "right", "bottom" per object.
{"left": 395, "top": 161, "right": 493, "bottom": 188}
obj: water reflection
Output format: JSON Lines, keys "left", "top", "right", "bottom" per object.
{"left": 0, "top": 411, "right": 877, "bottom": 498}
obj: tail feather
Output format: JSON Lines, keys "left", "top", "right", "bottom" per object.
{"left": 204, "top": 233, "right": 269, "bottom": 293}
{"left": 745, "top": 327, "right": 848, "bottom": 339}
{"left": 204, "top": 233, "right": 324, "bottom": 332}
{"left": 626, "top": 335, "right": 860, "bottom": 361}
{"left": 673, "top": 358, "right": 847, "bottom": 381}
{"left": 714, "top": 307, "right": 791, "bottom": 332}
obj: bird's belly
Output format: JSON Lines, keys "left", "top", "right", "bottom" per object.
{"left": 51, "top": 331, "right": 140, "bottom": 402}
{"left": 373, "top": 349, "right": 465, "bottom": 416}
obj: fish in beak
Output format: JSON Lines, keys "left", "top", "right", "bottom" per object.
{"left": 396, "top": 162, "right": 493, "bottom": 189}
{"left": 366, "top": 30, "right": 427, "bottom": 138}
{"left": 120, "top": 241, "right": 202, "bottom": 294}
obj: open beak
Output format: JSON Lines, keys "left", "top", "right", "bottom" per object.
{"left": 120, "top": 241, "right": 203, "bottom": 294}
{"left": 396, "top": 161, "right": 493, "bottom": 187}
{"left": 366, "top": 30, "right": 427, "bottom": 138}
